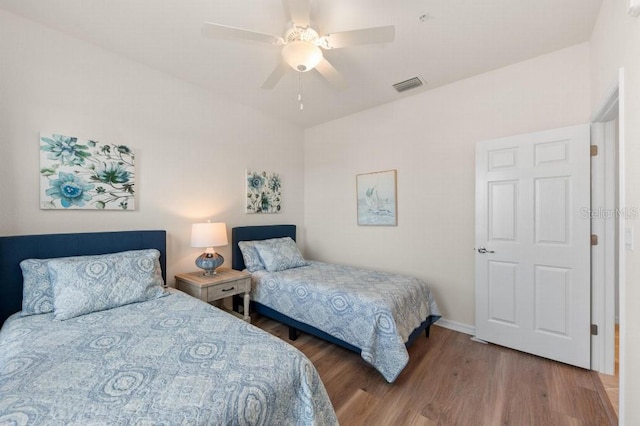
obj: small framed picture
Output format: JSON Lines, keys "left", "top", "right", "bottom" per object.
{"left": 356, "top": 169, "right": 397, "bottom": 226}
{"left": 246, "top": 170, "right": 282, "bottom": 214}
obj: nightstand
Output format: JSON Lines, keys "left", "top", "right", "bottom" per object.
{"left": 175, "top": 268, "right": 251, "bottom": 322}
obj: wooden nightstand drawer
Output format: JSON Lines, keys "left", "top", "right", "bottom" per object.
{"left": 206, "top": 277, "right": 250, "bottom": 301}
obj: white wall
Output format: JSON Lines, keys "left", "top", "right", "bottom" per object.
{"left": 304, "top": 43, "right": 591, "bottom": 328}
{"left": 590, "top": 1, "right": 640, "bottom": 423}
{"left": 0, "top": 10, "right": 306, "bottom": 285}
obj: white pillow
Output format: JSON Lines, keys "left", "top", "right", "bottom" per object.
{"left": 48, "top": 249, "right": 166, "bottom": 320}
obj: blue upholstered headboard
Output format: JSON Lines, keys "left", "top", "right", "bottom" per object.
{"left": 231, "top": 225, "right": 296, "bottom": 271}
{"left": 0, "top": 230, "right": 167, "bottom": 326}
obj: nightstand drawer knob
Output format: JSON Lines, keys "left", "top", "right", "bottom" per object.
{"left": 221, "top": 286, "right": 235, "bottom": 292}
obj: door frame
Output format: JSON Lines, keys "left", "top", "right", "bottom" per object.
{"left": 590, "top": 68, "right": 625, "bottom": 421}
{"left": 590, "top": 101, "right": 617, "bottom": 375}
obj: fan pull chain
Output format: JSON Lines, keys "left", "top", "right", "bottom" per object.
{"left": 298, "top": 74, "right": 304, "bottom": 111}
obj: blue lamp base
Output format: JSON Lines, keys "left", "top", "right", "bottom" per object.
{"left": 195, "top": 252, "right": 224, "bottom": 276}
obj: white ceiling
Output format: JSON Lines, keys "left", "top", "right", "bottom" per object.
{"left": 0, "top": 0, "right": 603, "bottom": 128}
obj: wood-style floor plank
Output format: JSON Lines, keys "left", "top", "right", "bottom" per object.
{"left": 337, "top": 389, "right": 435, "bottom": 426}
{"left": 252, "top": 316, "right": 614, "bottom": 426}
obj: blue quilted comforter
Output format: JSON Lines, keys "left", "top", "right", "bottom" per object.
{"left": 251, "top": 261, "right": 441, "bottom": 382}
{"left": 0, "top": 289, "right": 337, "bottom": 425}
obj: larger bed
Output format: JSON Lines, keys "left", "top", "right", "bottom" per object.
{"left": 0, "top": 230, "right": 337, "bottom": 425}
{"left": 232, "top": 225, "right": 441, "bottom": 383}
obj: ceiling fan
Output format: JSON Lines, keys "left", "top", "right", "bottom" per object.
{"left": 201, "top": 0, "right": 395, "bottom": 90}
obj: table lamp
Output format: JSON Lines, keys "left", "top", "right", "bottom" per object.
{"left": 191, "top": 222, "right": 228, "bottom": 275}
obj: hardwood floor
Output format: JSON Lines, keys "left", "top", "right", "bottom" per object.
{"left": 252, "top": 316, "right": 615, "bottom": 425}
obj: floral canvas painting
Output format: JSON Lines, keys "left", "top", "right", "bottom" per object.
{"left": 40, "top": 133, "right": 135, "bottom": 210}
{"left": 246, "top": 170, "right": 281, "bottom": 214}
{"left": 356, "top": 169, "right": 397, "bottom": 226}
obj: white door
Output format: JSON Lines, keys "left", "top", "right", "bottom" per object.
{"left": 475, "top": 124, "right": 591, "bottom": 368}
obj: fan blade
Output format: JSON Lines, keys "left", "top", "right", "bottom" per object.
{"left": 283, "top": 0, "right": 310, "bottom": 27}
{"left": 261, "top": 62, "right": 290, "bottom": 89}
{"left": 202, "top": 22, "right": 283, "bottom": 45}
{"left": 315, "top": 58, "right": 347, "bottom": 90}
{"left": 320, "top": 25, "right": 395, "bottom": 49}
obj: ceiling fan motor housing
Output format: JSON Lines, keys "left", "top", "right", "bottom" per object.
{"left": 285, "top": 26, "right": 319, "bottom": 43}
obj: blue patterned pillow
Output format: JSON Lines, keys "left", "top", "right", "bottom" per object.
{"left": 20, "top": 258, "right": 56, "bottom": 316}
{"left": 48, "top": 249, "right": 167, "bottom": 320}
{"left": 237, "top": 240, "right": 265, "bottom": 272}
{"left": 253, "top": 237, "right": 308, "bottom": 272}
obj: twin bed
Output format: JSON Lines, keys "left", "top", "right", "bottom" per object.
{"left": 232, "top": 225, "right": 441, "bottom": 383}
{"left": 0, "top": 230, "right": 337, "bottom": 425}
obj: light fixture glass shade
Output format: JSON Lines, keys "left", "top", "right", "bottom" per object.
{"left": 191, "top": 222, "right": 228, "bottom": 275}
{"left": 282, "top": 41, "right": 323, "bottom": 72}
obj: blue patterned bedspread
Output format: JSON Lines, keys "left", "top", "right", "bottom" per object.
{"left": 0, "top": 289, "right": 337, "bottom": 425}
{"left": 251, "top": 262, "right": 441, "bottom": 382}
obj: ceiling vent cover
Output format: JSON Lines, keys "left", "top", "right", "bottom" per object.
{"left": 393, "top": 76, "right": 424, "bottom": 93}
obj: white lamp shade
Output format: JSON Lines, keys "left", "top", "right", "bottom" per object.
{"left": 191, "top": 222, "right": 228, "bottom": 248}
{"left": 282, "top": 41, "right": 323, "bottom": 72}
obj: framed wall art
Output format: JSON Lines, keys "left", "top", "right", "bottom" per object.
{"left": 356, "top": 169, "right": 397, "bottom": 226}
{"left": 246, "top": 170, "right": 281, "bottom": 213}
{"left": 39, "top": 133, "right": 135, "bottom": 210}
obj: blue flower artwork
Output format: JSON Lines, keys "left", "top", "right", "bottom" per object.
{"left": 246, "top": 170, "right": 281, "bottom": 214}
{"left": 40, "top": 133, "right": 135, "bottom": 210}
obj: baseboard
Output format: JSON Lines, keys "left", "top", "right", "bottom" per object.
{"left": 434, "top": 317, "right": 475, "bottom": 336}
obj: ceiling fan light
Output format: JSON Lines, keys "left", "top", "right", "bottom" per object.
{"left": 282, "top": 41, "right": 323, "bottom": 72}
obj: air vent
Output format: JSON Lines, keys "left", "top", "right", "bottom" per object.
{"left": 393, "top": 76, "right": 424, "bottom": 93}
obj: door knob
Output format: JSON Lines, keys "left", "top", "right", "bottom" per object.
{"left": 478, "top": 247, "right": 495, "bottom": 254}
